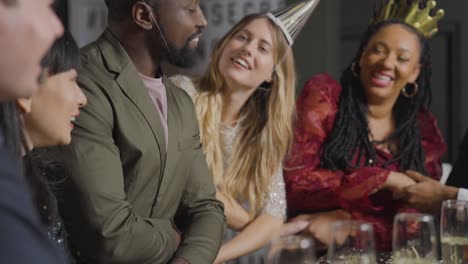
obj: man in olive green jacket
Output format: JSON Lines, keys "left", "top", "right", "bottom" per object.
{"left": 53, "top": 1, "right": 226, "bottom": 263}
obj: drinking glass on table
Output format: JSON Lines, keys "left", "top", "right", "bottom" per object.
{"left": 264, "top": 235, "right": 316, "bottom": 264}
{"left": 327, "top": 220, "right": 377, "bottom": 264}
{"left": 440, "top": 200, "right": 468, "bottom": 264}
{"left": 392, "top": 213, "right": 438, "bottom": 264}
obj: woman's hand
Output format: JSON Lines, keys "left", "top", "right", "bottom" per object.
{"left": 214, "top": 214, "right": 283, "bottom": 264}
{"left": 290, "top": 209, "right": 351, "bottom": 248}
{"left": 280, "top": 221, "right": 309, "bottom": 237}
{"left": 381, "top": 171, "right": 416, "bottom": 191}
{"left": 216, "top": 190, "right": 250, "bottom": 231}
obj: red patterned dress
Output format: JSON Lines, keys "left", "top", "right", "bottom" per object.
{"left": 284, "top": 74, "right": 446, "bottom": 251}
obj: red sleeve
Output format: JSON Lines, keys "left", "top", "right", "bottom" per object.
{"left": 418, "top": 109, "right": 447, "bottom": 180}
{"left": 284, "top": 74, "right": 390, "bottom": 216}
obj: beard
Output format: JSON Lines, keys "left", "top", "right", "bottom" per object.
{"left": 159, "top": 27, "right": 202, "bottom": 68}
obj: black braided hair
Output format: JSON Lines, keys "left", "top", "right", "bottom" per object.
{"left": 321, "top": 19, "right": 432, "bottom": 174}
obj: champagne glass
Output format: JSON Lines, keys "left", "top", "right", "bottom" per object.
{"left": 327, "top": 220, "right": 377, "bottom": 264}
{"left": 392, "top": 213, "right": 438, "bottom": 264}
{"left": 264, "top": 235, "right": 315, "bottom": 264}
{"left": 440, "top": 200, "right": 468, "bottom": 264}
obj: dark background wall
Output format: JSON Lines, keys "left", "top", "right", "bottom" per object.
{"left": 63, "top": 0, "right": 468, "bottom": 163}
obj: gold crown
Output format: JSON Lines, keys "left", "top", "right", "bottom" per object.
{"left": 373, "top": 0, "right": 445, "bottom": 38}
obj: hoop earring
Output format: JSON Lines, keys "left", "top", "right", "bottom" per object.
{"left": 402, "top": 82, "right": 419, "bottom": 98}
{"left": 351, "top": 62, "right": 359, "bottom": 77}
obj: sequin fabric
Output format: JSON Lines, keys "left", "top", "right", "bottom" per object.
{"left": 34, "top": 157, "right": 75, "bottom": 264}
{"left": 175, "top": 75, "right": 287, "bottom": 263}
{"left": 172, "top": 75, "right": 287, "bottom": 218}
{"left": 39, "top": 188, "right": 75, "bottom": 263}
{"left": 220, "top": 124, "right": 286, "bottom": 218}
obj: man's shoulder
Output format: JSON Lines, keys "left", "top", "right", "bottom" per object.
{"left": 76, "top": 43, "right": 122, "bottom": 105}
{"left": 165, "top": 76, "right": 196, "bottom": 106}
{"left": 78, "top": 42, "right": 111, "bottom": 83}
{"left": 164, "top": 77, "right": 199, "bottom": 131}
{"left": 167, "top": 75, "right": 197, "bottom": 99}
{"left": 166, "top": 75, "right": 199, "bottom": 112}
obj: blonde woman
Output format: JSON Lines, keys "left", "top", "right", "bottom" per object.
{"left": 173, "top": 2, "right": 318, "bottom": 261}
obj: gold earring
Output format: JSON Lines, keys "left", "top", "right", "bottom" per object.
{"left": 402, "top": 82, "right": 419, "bottom": 98}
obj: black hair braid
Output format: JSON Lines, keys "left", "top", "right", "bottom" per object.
{"left": 321, "top": 68, "right": 375, "bottom": 170}
{"left": 383, "top": 35, "right": 432, "bottom": 173}
{"left": 321, "top": 20, "right": 432, "bottom": 175}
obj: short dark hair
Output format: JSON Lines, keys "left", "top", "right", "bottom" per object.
{"left": 105, "top": 0, "right": 159, "bottom": 21}
{"left": 105, "top": 0, "right": 136, "bottom": 20}
{"left": 40, "top": 31, "right": 80, "bottom": 75}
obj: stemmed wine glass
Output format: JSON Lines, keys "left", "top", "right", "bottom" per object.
{"left": 392, "top": 213, "right": 438, "bottom": 264}
{"left": 264, "top": 235, "right": 316, "bottom": 264}
{"left": 327, "top": 220, "right": 377, "bottom": 264}
{"left": 440, "top": 200, "right": 468, "bottom": 264}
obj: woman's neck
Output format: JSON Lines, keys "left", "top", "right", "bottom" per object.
{"left": 367, "top": 102, "right": 395, "bottom": 142}
{"left": 221, "top": 86, "right": 254, "bottom": 127}
{"left": 367, "top": 102, "right": 393, "bottom": 120}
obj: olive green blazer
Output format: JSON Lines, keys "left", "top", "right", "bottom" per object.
{"left": 55, "top": 29, "right": 225, "bottom": 264}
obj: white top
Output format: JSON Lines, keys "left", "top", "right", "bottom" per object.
{"left": 219, "top": 124, "right": 286, "bottom": 218}
{"left": 457, "top": 188, "right": 468, "bottom": 202}
{"left": 172, "top": 75, "right": 287, "bottom": 218}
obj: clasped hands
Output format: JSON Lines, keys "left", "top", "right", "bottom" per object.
{"left": 281, "top": 170, "right": 455, "bottom": 247}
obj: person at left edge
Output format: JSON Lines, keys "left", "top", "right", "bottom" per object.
{"left": 45, "top": 0, "right": 226, "bottom": 263}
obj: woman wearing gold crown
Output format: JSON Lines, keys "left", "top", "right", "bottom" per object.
{"left": 171, "top": 1, "right": 320, "bottom": 262}
{"left": 284, "top": 0, "right": 446, "bottom": 252}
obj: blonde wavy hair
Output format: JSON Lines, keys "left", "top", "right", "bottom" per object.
{"left": 194, "top": 13, "right": 296, "bottom": 217}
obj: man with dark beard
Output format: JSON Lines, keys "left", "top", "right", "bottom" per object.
{"left": 49, "top": 0, "right": 226, "bottom": 263}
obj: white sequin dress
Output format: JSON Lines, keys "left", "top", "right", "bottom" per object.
{"left": 172, "top": 75, "right": 287, "bottom": 263}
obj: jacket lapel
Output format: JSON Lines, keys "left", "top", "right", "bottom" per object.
{"left": 162, "top": 78, "right": 181, "bottom": 177}
{"left": 97, "top": 29, "right": 167, "bottom": 158}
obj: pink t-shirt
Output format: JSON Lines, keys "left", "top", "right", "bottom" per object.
{"left": 139, "top": 73, "right": 168, "bottom": 148}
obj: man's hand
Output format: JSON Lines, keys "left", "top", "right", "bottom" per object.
{"left": 394, "top": 170, "right": 458, "bottom": 213}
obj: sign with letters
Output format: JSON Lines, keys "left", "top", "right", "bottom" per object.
{"left": 68, "top": 0, "right": 285, "bottom": 73}
{"left": 193, "top": 0, "right": 286, "bottom": 74}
